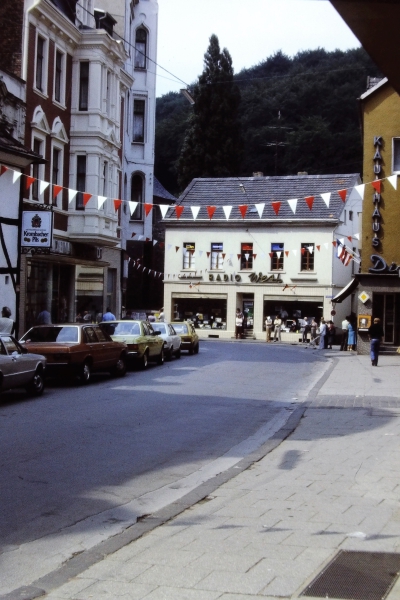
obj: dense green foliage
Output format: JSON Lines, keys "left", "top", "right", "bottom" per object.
{"left": 155, "top": 47, "right": 381, "bottom": 195}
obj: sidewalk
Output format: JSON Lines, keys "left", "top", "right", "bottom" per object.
{"left": 7, "top": 352, "right": 400, "bottom": 600}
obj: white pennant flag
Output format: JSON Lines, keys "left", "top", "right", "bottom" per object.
{"left": 39, "top": 180, "right": 49, "bottom": 195}
{"left": 339, "top": 237, "right": 345, "bottom": 245}
{"left": 138, "top": 235, "right": 144, "bottom": 241}
{"left": 292, "top": 249, "right": 297, "bottom": 257}
{"left": 245, "top": 253, "right": 250, "bottom": 261}
{"left": 191, "top": 206, "right": 200, "bottom": 220}
{"left": 254, "top": 203, "right": 265, "bottom": 218}
{"left": 13, "top": 171, "right": 22, "bottom": 184}
{"left": 307, "top": 245, "right": 314, "bottom": 254}
{"left": 167, "top": 244, "right": 172, "bottom": 251}
{"left": 287, "top": 198, "right": 297, "bottom": 214}
{"left": 128, "top": 201, "right": 138, "bottom": 215}
{"left": 199, "top": 250, "right": 203, "bottom": 257}
{"left": 98, "top": 195, "right": 107, "bottom": 209}
{"left": 387, "top": 175, "right": 397, "bottom": 190}
{"left": 68, "top": 189, "right": 78, "bottom": 204}
{"left": 353, "top": 233, "right": 360, "bottom": 240}
{"left": 321, "top": 192, "right": 331, "bottom": 207}
{"left": 276, "top": 251, "right": 281, "bottom": 259}
{"left": 159, "top": 204, "right": 170, "bottom": 218}
{"left": 323, "top": 242, "right": 329, "bottom": 250}
{"left": 354, "top": 184, "right": 365, "bottom": 199}
{"left": 153, "top": 240, "right": 158, "bottom": 246}
{"left": 223, "top": 206, "right": 232, "bottom": 220}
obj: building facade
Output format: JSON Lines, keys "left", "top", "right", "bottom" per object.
{"left": 163, "top": 174, "right": 362, "bottom": 340}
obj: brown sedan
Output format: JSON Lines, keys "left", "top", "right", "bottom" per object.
{"left": 20, "top": 324, "right": 128, "bottom": 384}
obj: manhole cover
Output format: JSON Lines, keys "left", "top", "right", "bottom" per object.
{"left": 301, "top": 550, "right": 400, "bottom": 600}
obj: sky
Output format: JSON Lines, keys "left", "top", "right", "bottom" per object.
{"left": 156, "top": 0, "right": 360, "bottom": 97}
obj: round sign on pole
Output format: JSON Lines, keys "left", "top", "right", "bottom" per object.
{"left": 331, "top": 310, "right": 336, "bottom": 316}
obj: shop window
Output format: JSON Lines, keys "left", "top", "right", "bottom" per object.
{"left": 301, "top": 243, "right": 315, "bottom": 271}
{"left": 393, "top": 138, "right": 400, "bottom": 173}
{"left": 130, "top": 173, "right": 143, "bottom": 220}
{"left": 134, "top": 28, "right": 147, "bottom": 69}
{"left": 271, "top": 243, "right": 284, "bottom": 270}
{"left": 133, "top": 99, "right": 145, "bottom": 142}
{"left": 183, "top": 243, "right": 195, "bottom": 269}
{"left": 240, "top": 243, "right": 253, "bottom": 269}
{"left": 211, "top": 243, "right": 223, "bottom": 269}
{"left": 79, "top": 62, "right": 89, "bottom": 111}
{"left": 76, "top": 155, "right": 86, "bottom": 210}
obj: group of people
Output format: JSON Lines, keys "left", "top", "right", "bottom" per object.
{"left": 264, "top": 315, "right": 284, "bottom": 342}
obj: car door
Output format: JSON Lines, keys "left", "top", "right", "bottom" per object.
{"left": 168, "top": 324, "right": 179, "bottom": 352}
{"left": 93, "top": 325, "right": 120, "bottom": 367}
{"left": 0, "top": 336, "right": 34, "bottom": 388}
{"left": 142, "top": 321, "right": 157, "bottom": 358}
{"left": 82, "top": 326, "right": 104, "bottom": 369}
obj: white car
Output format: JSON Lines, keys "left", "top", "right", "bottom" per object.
{"left": 153, "top": 322, "right": 181, "bottom": 360}
{"left": 0, "top": 334, "right": 46, "bottom": 396}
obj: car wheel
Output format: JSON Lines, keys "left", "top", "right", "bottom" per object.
{"left": 79, "top": 361, "right": 91, "bottom": 384}
{"left": 157, "top": 348, "right": 165, "bottom": 365}
{"left": 141, "top": 352, "right": 148, "bottom": 370}
{"left": 111, "top": 354, "right": 127, "bottom": 377}
{"left": 26, "top": 368, "right": 45, "bottom": 396}
{"left": 175, "top": 347, "right": 181, "bottom": 359}
{"left": 194, "top": 343, "right": 199, "bottom": 354}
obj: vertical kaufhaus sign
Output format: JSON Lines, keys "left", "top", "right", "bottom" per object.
{"left": 21, "top": 211, "right": 53, "bottom": 248}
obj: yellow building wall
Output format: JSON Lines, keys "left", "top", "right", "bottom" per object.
{"left": 362, "top": 83, "right": 400, "bottom": 270}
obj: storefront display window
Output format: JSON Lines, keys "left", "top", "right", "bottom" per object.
{"left": 172, "top": 295, "right": 227, "bottom": 329}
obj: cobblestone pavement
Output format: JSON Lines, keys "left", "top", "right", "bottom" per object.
{"left": 4, "top": 351, "right": 400, "bottom": 600}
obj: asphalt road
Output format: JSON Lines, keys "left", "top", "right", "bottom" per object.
{"left": 0, "top": 340, "right": 327, "bottom": 594}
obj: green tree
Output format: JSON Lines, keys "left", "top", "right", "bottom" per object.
{"left": 177, "top": 34, "right": 243, "bottom": 191}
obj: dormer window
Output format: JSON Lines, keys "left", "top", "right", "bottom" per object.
{"left": 134, "top": 28, "right": 147, "bottom": 69}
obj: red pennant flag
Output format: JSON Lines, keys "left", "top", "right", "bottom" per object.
{"left": 175, "top": 246, "right": 180, "bottom": 252}
{"left": 285, "top": 251, "right": 289, "bottom": 257}
{"left": 159, "top": 242, "right": 165, "bottom": 248}
{"left": 0, "top": 165, "right": 9, "bottom": 176}
{"left": 301, "top": 248, "right": 306, "bottom": 255}
{"left": 347, "top": 236, "right": 352, "bottom": 242}
{"left": 113, "top": 199, "right": 122, "bottom": 211}
{"left": 83, "top": 193, "right": 92, "bottom": 206}
{"left": 371, "top": 180, "right": 381, "bottom": 193}
{"left": 271, "top": 201, "right": 281, "bottom": 215}
{"left": 175, "top": 206, "right": 184, "bottom": 219}
{"left": 304, "top": 196, "right": 314, "bottom": 210}
{"left": 238, "top": 204, "right": 248, "bottom": 219}
{"left": 26, "top": 176, "right": 35, "bottom": 190}
{"left": 222, "top": 253, "right": 226, "bottom": 259}
{"left": 338, "top": 189, "right": 347, "bottom": 202}
{"left": 145, "top": 237, "right": 150, "bottom": 242}
{"left": 206, "top": 206, "right": 217, "bottom": 219}
{"left": 316, "top": 245, "right": 321, "bottom": 251}
{"left": 144, "top": 204, "right": 153, "bottom": 217}
{"left": 269, "top": 252, "right": 274, "bottom": 258}
{"left": 332, "top": 241, "right": 337, "bottom": 247}
{"left": 253, "top": 254, "right": 257, "bottom": 260}
{"left": 237, "top": 254, "right": 241, "bottom": 260}
{"left": 53, "top": 185, "right": 63, "bottom": 199}
{"left": 131, "top": 232, "right": 136, "bottom": 238}
{"left": 206, "top": 252, "right": 210, "bottom": 257}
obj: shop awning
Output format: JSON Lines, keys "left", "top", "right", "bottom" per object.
{"left": 332, "top": 277, "right": 359, "bottom": 303}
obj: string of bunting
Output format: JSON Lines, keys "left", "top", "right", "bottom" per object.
{"left": 1, "top": 164, "right": 397, "bottom": 220}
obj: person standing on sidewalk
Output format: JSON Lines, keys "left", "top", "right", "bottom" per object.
{"left": 273, "top": 315, "right": 282, "bottom": 342}
{"left": 340, "top": 316, "right": 349, "bottom": 350}
{"left": 347, "top": 317, "right": 356, "bottom": 351}
{"left": 235, "top": 308, "right": 244, "bottom": 339}
{"left": 0, "top": 307, "right": 16, "bottom": 334}
{"left": 318, "top": 318, "right": 327, "bottom": 349}
{"left": 368, "top": 317, "right": 384, "bottom": 366}
{"left": 265, "top": 316, "right": 273, "bottom": 342}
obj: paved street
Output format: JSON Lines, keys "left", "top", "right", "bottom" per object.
{"left": 0, "top": 341, "right": 326, "bottom": 597}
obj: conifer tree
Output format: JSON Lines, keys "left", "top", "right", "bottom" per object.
{"left": 177, "top": 34, "right": 242, "bottom": 191}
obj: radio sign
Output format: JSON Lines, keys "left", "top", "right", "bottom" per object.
{"left": 21, "top": 211, "right": 53, "bottom": 248}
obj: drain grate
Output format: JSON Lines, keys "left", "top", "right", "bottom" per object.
{"left": 301, "top": 550, "right": 400, "bottom": 600}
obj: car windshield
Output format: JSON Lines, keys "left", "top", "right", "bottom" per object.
{"left": 111, "top": 322, "right": 141, "bottom": 336}
{"left": 173, "top": 324, "right": 188, "bottom": 334}
{"left": 154, "top": 323, "right": 167, "bottom": 334}
{"left": 21, "top": 326, "right": 79, "bottom": 343}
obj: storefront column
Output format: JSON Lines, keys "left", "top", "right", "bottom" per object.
{"left": 253, "top": 287, "right": 265, "bottom": 338}
{"left": 227, "top": 288, "right": 238, "bottom": 336}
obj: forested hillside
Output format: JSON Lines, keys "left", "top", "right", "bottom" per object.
{"left": 155, "top": 48, "right": 381, "bottom": 195}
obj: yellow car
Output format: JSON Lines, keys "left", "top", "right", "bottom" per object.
{"left": 172, "top": 321, "right": 199, "bottom": 354}
{"left": 100, "top": 320, "right": 164, "bottom": 369}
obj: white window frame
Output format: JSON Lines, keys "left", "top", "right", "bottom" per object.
{"left": 130, "top": 172, "right": 144, "bottom": 221}
{"left": 392, "top": 138, "right": 400, "bottom": 174}
{"left": 34, "top": 32, "right": 49, "bottom": 97}
{"left": 50, "top": 141, "right": 64, "bottom": 207}
{"left": 133, "top": 97, "right": 146, "bottom": 143}
{"left": 211, "top": 243, "right": 224, "bottom": 270}
{"left": 134, "top": 27, "right": 148, "bottom": 70}
{"left": 183, "top": 243, "right": 196, "bottom": 269}
{"left": 53, "top": 47, "right": 66, "bottom": 106}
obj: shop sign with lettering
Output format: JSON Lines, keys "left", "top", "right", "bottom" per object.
{"left": 369, "top": 254, "right": 400, "bottom": 274}
{"left": 21, "top": 211, "right": 53, "bottom": 248}
{"left": 208, "top": 273, "right": 241, "bottom": 282}
{"left": 372, "top": 136, "right": 382, "bottom": 250}
{"left": 248, "top": 272, "right": 283, "bottom": 284}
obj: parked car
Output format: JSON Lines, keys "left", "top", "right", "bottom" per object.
{"left": 172, "top": 321, "right": 199, "bottom": 354}
{"left": 20, "top": 324, "right": 127, "bottom": 384}
{"left": 153, "top": 322, "right": 181, "bottom": 360}
{"left": 100, "top": 320, "right": 164, "bottom": 369}
{"left": 0, "top": 334, "right": 46, "bottom": 396}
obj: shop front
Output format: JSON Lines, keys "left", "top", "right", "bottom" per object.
{"left": 263, "top": 295, "right": 324, "bottom": 330}
{"left": 171, "top": 292, "right": 228, "bottom": 331}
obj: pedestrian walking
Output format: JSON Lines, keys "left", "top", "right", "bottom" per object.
{"left": 301, "top": 317, "right": 310, "bottom": 343}
{"left": 102, "top": 307, "right": 116, "bottom": 321}
{"left": 368, "top": 317, "right": 384, "bottom": 366}
{"left": 273, "top": 315, "right": 282, "bottom": 342}
{"left": 347, "top": 318, "right": 356, "bottom": 351}
{"left": 327, "top": 321, "right": 336, "bottom": 349}
{"left": 310, "top": 318, "right": 318, "bottom": 341}
{"left": 340, "top": 316, "right": 349, "bottom": 350}
{"left": 36, "top": 306, "right": 51, "bottom": 324}
{"left": 235, "top": 308, "right": 244, "bottom": 339}
{"left": 318, "top": 318, "right": 327, "bottom": 349}
{"left": 265, "top": 316, "right": 273, "bottom": 342}
{"left": 0, "top": 307, "right": 16, "bottom": 334}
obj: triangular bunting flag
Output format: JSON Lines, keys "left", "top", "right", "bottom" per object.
{"left": 0, "top": 165, "right": 8, "bottom": 176}
{"left": 307, "top": 245, "right": 314, "bottom": 254}
{"left": 26, "top": 176, "right": 35, "bottom": 190}
{"left": 285, "top": 251, "right": 289, "bottom": 257}
{"left": 238, "top": 205, "right": 248, "bottom": 219}
{"left": 323, "top": 243, "right": 329, "bottom": 250}
{"left": 316, "top": 245, "right": 321, "bottom": 251}
{"left": 153, "top": 240, "right": 158, "bottom": 246}
{"left": 353, "top": 233, "right": 360, "bottom": 240}
{"left": 83, "top": 193, "right": 92, "bottom": 206}
{"left": 332, "top": 241, "right": 337, "bottom": 247}
{"left": 144, "top": 204, "right": 153, "bottom": 217}
{"left": 287, "top": 198, "right": 297, "bottom": 214}
{"left": 97, "top": 196, "right": 107, "bottom": 209}
{"left": 387, "top": 175, "right": 397, "bottom": 190}
{"left": 320, "top": 192, "right": 330, "bottom": 207}
{"left": 271, "top": 201, "right": 281, "bottom": 216}
{"left": 206, "top": 206, "right": 217, "bottom": 219}
{"left": 338, "top": 189, "right": 347, "bottom": 202}
{"left": 131, "top": 232, "right": 136, "bottom": 238}
{"left": 13, "top": 171, "right": 22, "bottom": 184}
{"left": 175, "top": 206, "right": 184, "bottom": 219}
{"left": 175, "top": 246, "right": 180, "bottom": 252}
{"left": 253, "top": 254, "right": 257, "bottom": 260}
{"left": 305, "top": 196, "right": 314, "bottom": 210}
{"left": 339, "top": 237, "right": 345, "bottom": 245}
{"left": 237, "top": 254, "right": 241, "bottom": 260}
{"left": 128, "top": 201, "right": 138, "bottom": 215}
{"left": 159, "top": 204, "right": 170, "bottom": 218}
{"left": 292, "top": 249, "right": 297, "bottom": 256}
{"left": 371, "top": 180, "right": 382, "bottom": 193}
{"left": 206, "top": 252, "right": 210, "bottom": 258}
{"left": 269, "top": 252, "right": 273, "bottom": 258}
{"left": 191, "top": 206, "right": 200, "bottom": 219}
{"left": 68, "top": 189, "right": 78, "bottom": 204}
{"left": 347, "top": 236, "right": 352, "bottom": 242}
{"left": 113, "top": 199, "right": 122, "bottom": 211}
{"left": 223, "top": 206, "right": 232, "bottom": 220}
{"left": 255, "top": 203, "right": 265, "bottom": 218}
{"left": 354, "top": 184, "right": 365, "bottom": 199}
{"left": 39, "top": 180, "right": 49, "bottom": 195}
{"left": 53, "top": 184, "right": 63, "bottom": 199}
{"left": 301, "top": 248, "right": 306, "bottom": 255}
{"left": 167, "top": 244, "right": 172, "bottom": 251}
{"left": 276, "top": 251, "right": 281, "bottom": 259}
